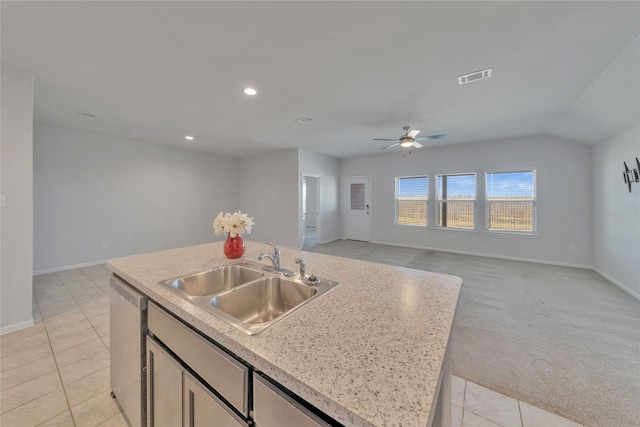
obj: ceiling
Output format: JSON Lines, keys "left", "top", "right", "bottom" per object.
{"left": 2, "top": 1, "right": 639, "bottom": 158}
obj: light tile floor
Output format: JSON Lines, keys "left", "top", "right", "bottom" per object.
{"left": 1, "top": 265, "right": 125, "bottom": 427}
{"left": 1, "top": 264, "right": 583, "bottom": 427}
{"left": 450, "top": 376, "right": 582, "bottom": 427}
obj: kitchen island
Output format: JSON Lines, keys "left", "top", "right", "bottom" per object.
{"left": 108, "top": 241, "right": 462, "bottom": 427}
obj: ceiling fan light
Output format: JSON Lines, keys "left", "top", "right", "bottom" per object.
{"left": 400, "top": 139, "right": 414, "bottom": 148}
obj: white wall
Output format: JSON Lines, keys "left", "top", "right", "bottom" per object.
{"left": 593, "top": 125, "right": 640, "bottom": 298}
{"left": 33, "top": 124, "right": 240, "bottom": 272}
{"left": 1, "top": 68, "right": 35, "bottom": 333}
{"left": 239, "top": 149, "right": 299, "bottom": 248}
{"left": 340, "top": 136, "right": 593, "bottom": 266}
{"left": 299, "top": 150, "right": 341, "bottom": 246}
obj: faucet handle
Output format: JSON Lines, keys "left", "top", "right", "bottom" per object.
{"left": 265, "top": 242, "right": 280, "bottom": 256}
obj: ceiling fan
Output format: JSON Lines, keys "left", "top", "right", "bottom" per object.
{"left": 375, "top": 125, "right": 447, "bottom": 153}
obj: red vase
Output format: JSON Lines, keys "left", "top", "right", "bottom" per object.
{"left": 223, "top": 233, "right": 245, "bottom": 259}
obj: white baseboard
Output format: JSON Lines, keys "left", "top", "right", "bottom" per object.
{"left": 33, "top": 259, "right": 110, "bottom": 276}
{"left": 592, "top": 268, "right": 640, "bottom": 301}
{"left": 340, "top": 238, "right": 638, "bottom": 300}
{"left": 369, "top": 240, "right": 594, "bottom": 270}
{"left": 1, "top": 319, "right": 35, "bottom": 335}
{"left": 316, "top": 237, "right": 341, "bottom": 245}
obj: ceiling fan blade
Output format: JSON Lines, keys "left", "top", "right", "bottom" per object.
{"left": 415, "top": 133, "right": 447, "bottom": 141}
{"left": 407, "top": 129, "right": 421, "bottom": 138}
{"left": 381, "top": 142, "right": 400, "bottom": 150}
{"left": 412, "top": 141, "right": 423, "bottom": 148}
{"left": 373, "top": 138, "right": 398, "bottom": 141}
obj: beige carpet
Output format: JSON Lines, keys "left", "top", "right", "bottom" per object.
{"left": 307, "top": 240, "right": 640, "bottom": 427}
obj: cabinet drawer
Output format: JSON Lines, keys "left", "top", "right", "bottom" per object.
{"left": 148, "top": 302, "right": 249, "bottom": 416}
{"left": 253, "top": 374, "right": 331, "bottom": 427}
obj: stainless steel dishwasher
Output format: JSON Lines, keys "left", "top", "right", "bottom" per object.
{"left": 110, "top": 275, "right": 147, "bottom": 427}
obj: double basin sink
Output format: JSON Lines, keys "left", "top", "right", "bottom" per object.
{"left": 159, "top": 260, "right": 339, "bottom": 335}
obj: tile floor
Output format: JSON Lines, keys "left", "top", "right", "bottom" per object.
{"left": 1, "top": 265, "right": 125, "bottom": 427}
{"left": 450, "top": 376, "right": 582, "bottom": 427}
{"left": 1, "top": 264, "right": 583, "bottom": 427}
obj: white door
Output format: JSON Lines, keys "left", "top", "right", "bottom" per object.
{"left": 346, "top": 177, "right": 371, "bottom": 241}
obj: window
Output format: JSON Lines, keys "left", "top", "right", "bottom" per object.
{"left": 486, "top": 170, "right": 536, "bottom": 233}
{"left": 350, "top": 183, "right": 366, "bottom": 210}
{"left": 396, "top": 176, "right": 428, "bottom": 226}
{"left": 437, "top": 173, "right": 476, "bottom": 229}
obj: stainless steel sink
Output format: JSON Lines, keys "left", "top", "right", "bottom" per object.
{"left": 159, "top": 260, "right": 339, "bottom": 335}
{"left": 211, "top": 277, "right": 317, "bottom": 324}
{"left": 165, "top": 265, "right": 263, "bottom": 297}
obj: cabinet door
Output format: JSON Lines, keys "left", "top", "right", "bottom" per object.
{"left": 147, "top": 338, "right": 183, "bottom": 427}
{"left": 184, "top": 372, "right": 248, "bottom": 427}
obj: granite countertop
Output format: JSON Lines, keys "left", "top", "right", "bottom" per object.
{"left": 108, "top": 241, "right": 462, "bottom": 427}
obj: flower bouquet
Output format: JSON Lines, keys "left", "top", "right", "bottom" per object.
{"left": 213, "top": 211, "right": 254, "bottom": 258}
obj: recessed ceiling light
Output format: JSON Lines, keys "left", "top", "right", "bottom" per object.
{"left": 185, "top": 136, "right": 194, "bottom": 141}
{"left": 244, "top": 87, "right": 257, "bottom": 95}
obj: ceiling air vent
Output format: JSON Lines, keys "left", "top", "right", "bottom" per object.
{"left": 77, "top": 111, "right": 97, "bottom": 118}
{"left": 458, "top": 68, "right": 492, "bottom": 85}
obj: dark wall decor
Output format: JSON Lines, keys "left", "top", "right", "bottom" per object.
{"left": 622, "top": 157, "right": 640, "bottom": 192}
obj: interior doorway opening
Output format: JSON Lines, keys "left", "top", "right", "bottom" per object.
{"left": 301, "top": 175, "right": 321, "bottom": 250}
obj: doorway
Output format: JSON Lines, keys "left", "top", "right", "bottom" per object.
{"left": 346, "top": 177, "right": 371, "bottom": 242}
{"left": 301, "top": 175, "right": 321, "bottom": 250}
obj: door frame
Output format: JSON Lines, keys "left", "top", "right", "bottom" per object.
{"left": 345, "top": 176, "right": 371, "bottom": 242}
{"left": 300, "top": 173, "right": 322, "bottom": 249}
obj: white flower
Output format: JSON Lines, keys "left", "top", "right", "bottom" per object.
{"left": 213, "top": 211, "right": 254, "bottom": 237}
{"left": 212, "top": 212, "right": 227, "bottom": 235}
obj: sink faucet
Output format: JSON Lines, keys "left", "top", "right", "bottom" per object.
{"left": 258, "top": 242, "right": 281, "bottom": 272}
{"left": 258, "top": 243, "right": 295, "bottom": 277}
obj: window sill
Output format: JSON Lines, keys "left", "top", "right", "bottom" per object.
{"left": 434, "top": 227, "right": 479, "bottom": 234}
{"left": 390, "top": 225, "right": 539, "bottom": 237}
{"left": 393, "top": 223, "right": 428, "bottom": 228}
{"left": 484, "top": 230, "right": 540, "bottom": 237}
